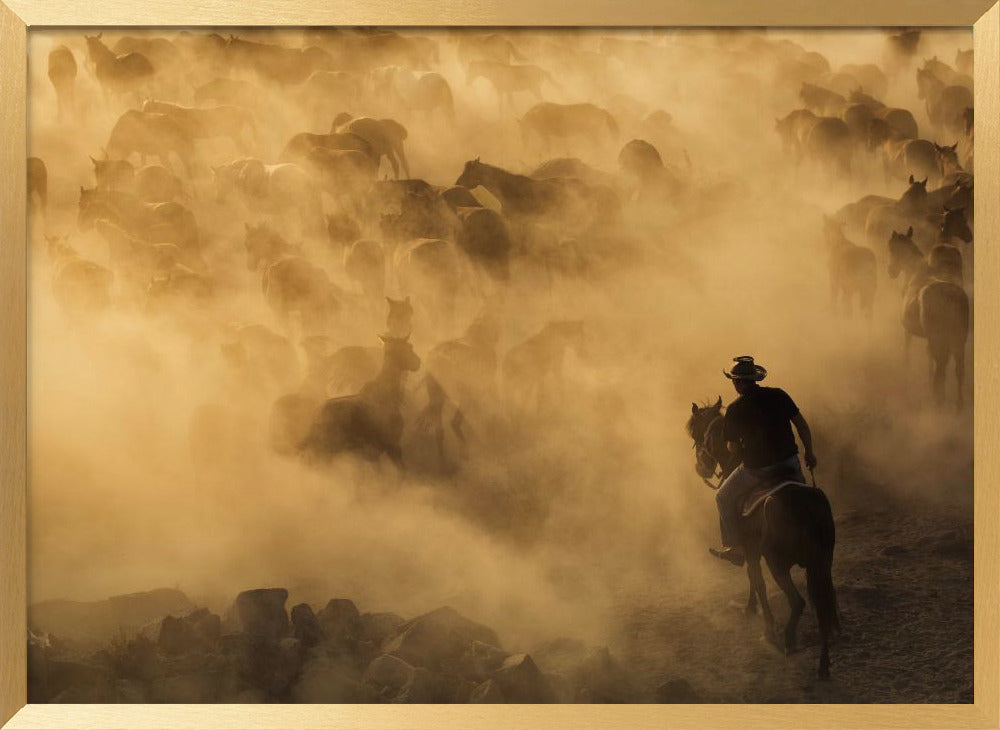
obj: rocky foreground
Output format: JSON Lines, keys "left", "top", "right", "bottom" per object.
{"left": 28, "top": 587, "right": 691, "bottom": 703}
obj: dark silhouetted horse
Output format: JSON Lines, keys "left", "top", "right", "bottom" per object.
{"left": 300, "top": 335, "right": 421, "bottom": 469}
{"left": 887, "top": 228, "right": 969, "bottom": 409}
{"left": 687, "top": 399, "right": 839, "bottom": 678}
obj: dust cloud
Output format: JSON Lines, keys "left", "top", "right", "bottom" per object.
{"left": 27, "top": 27, "right": 973, "bottom": 653}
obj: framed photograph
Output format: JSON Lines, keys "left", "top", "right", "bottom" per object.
{"left": 1, "top": 0, "right": 998, "bottom": 728}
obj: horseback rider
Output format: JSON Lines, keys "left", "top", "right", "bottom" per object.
{"left": 710, "top": 356, "right": 818, "bottom": 567}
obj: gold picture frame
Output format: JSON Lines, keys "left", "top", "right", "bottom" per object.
{"left": 1, "top": 0, "right": 998, "bottom": 727}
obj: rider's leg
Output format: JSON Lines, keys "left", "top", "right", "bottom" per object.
{"left": 716, "top": 465, "right": 756, "bottom": 547}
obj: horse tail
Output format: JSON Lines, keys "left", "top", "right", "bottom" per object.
{"left": 805, "top": 491, "right": 840, "bottom": 638}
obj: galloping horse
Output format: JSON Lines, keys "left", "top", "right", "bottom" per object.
{"left": 687, "top": 400, "right": 840, "bottom": 679}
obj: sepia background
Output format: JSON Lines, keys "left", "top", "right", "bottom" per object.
{"left": 24, "top": 26, "right": 974, "bottom": 704}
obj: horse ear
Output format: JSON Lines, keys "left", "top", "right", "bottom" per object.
{"left": 907, "top": 226, "right": 914, "bottom": 237}
{"left": 921, "top": 177, "right": 927, "bottom": 186}
{"left": 691, "top": 402, "right": 698, "bottom": 415}
{"left": 908, "top": 174, "right": 915, "bottom": 184}
{"left": 715, "top": 396, "right": 723, "bottom": 408}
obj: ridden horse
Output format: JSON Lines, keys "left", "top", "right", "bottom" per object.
{"left": 687, "top": 400, "right": 839, "bottom": 679}
{"left": 299, "top": 335, "right": 421, "bottom": 469}
{"left": 887, "top": 228, "right": 969, "bottom": 409}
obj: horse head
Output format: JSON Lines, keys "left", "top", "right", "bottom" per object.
{"left": 900, "top": 175, "right": 928, "bottom": 211}
{"left": 688, "top": 396, "right": 724, "bottom": 478}
{"left": 379, "top": 334, "right": 421, "bottom": 372}
{"left": 941, "top": 207, "right": 972, "bottom": 243}
{"left": 455, "top": 158, "right": 482, "bottom": 188}
{"left": 887, "top": 227, "right": 917, "bottom": 279}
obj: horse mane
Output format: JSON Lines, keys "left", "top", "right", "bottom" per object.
{"left": 686, "top": 400, "right": 723, "bottom": 440}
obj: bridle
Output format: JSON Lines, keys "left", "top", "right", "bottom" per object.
{"left": 693, "top": 412, "right": 726, "bottom": 490}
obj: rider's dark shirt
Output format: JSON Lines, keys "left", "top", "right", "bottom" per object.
{"left": 723, "top": 386, "right": 800, "bottom": 468}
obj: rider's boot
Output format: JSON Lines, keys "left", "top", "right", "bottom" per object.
{"left": 709, "top": 546, "right": 745, "bottom": 567}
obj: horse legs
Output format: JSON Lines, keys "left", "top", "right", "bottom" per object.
{"left": 929, "top": 341, "right": 947, "bottom": 406}
{"left": 765, "top": 554, "right": 805, "bottom": 654}
{"left": 746, "top": 555, "right": 778, "bottom": 644}
{"left": 745, "top": 583, "right": 758, "bottom": 616}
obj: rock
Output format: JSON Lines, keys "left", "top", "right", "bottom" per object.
{"left": 363, "top": 653, "right": 416, "bottom": 697}
{"left": 230, "top": 633, "right": 304, "bottom": 698}
{"left": 317, "top": 598, "right": 361, "bottom": 645}
{"left": 382, "top": 606, "right": 501, "bottom": 673}
{"left": 158, "top": 616, "right": 201, "bottom": 657}
{"left": 45, "top": 660, "right": 115, "bottom": 703}
{"left": 469, "top": 678, "right": 505, "bottom": 703}
{"left": 291, "top": 658, "right": 374, "bottom": 703}
{"left": 393, "top": 667, "right": 453, "bottom": 703}
{"left": 573, "top": 647, "right": 636, "bottom": 702}
{"left": 30, "top": 589, "right": 196, "bottom": 645}
{"left": 491, "top": 653, "right": 555, "bottom": 703}
{"left": 186, "top": 609, "right": 222, "bottom": 648}
{"left": 291, "top": 604, "right": 322, "bottom": 649}
{"left": 235, "top": 588, "right": 290, "bottom": 640}
{"left": 116, "top": 635, "right": 164, "bottom": 683}
{"left": 655, "top": 677, "right": 703, "bottom": 703}
{"left": 359, "top": 612, "right": 405, "bottom": 644}
{"left": 460, "top": 640, "right": 509, "bottom": 681}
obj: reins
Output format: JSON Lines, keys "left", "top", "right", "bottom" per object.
{"left": 694, "top": 414, "right": 726, "bottom": 490}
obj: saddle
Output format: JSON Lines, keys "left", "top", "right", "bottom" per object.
{"left": 740, "top": 480, "right": 810, "bottom": 517}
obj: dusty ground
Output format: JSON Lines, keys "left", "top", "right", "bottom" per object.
{"left": 613, "top": 498, "right": 973, "bottom": 703}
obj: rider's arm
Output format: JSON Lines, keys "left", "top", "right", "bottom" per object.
{"left": 791, "top": 412, "right": 817, "bottom": 468}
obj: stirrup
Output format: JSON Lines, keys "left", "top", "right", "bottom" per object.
{"left": 709, "top": 546, "right": 745, "bottom": 567}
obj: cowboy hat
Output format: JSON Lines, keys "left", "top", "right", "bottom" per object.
{"left": 723, "top": 355, "right": 767, "bottom": 381}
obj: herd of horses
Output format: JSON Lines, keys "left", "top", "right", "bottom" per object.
{"left": 28, "top": 27, "right": 974, "bottom": 682}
